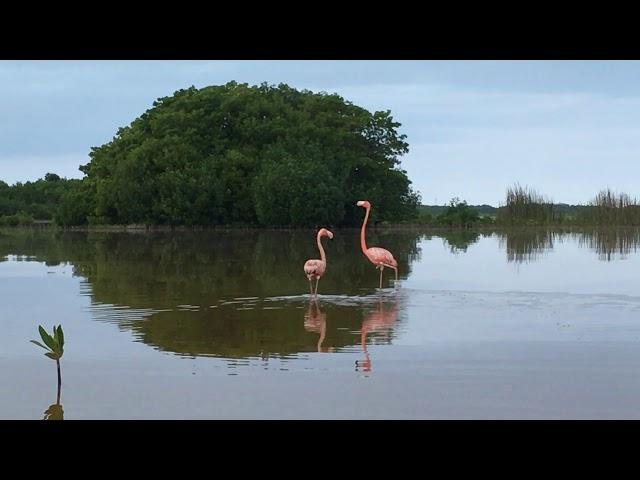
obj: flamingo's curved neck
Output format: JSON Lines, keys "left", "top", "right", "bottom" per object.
{"left": 361, "top": 324, "right": 368, "bottom": 353}
{"left": 360, "top": 206, "right": 370, "bottom": 253}
{"left": 317, "top": 232, "right": 327, "bottom": 266}
{"left": 318, "top": 317, "right": 326, "bottom": 352}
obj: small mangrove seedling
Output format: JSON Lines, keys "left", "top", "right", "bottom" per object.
{"left": 31, "top": 325, "right": 64, "bottom": 404}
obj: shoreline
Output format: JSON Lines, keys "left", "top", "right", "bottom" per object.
{"left": 3, "top": 224, "right": 640, "bottom": 234}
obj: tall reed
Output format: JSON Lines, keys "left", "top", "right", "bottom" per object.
{"left": 497, "top": 184, "right": 557, "bottom": 225}
{"left": 577, "top": 189, "right": 640, "bottom": 226}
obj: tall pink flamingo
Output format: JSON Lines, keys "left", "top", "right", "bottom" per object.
{"left": 356, "top": 200, "right": 398, "bottom": 288}
{"left": 303, "top": 228, "right": 334, "bottom": 297}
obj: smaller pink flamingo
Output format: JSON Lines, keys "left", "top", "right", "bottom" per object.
{"left": 304, "top": 228, "right": 334, "bottom": 297}
{"left": 356, "top": 200, "right": 398, "bottom": 288}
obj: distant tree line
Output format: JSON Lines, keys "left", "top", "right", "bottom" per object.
{"left": 416, "top": 184, "right": 640, "bottom": 228}
{"left": 0, "top": 173, "right": 82, "bottom": 226}
{"left": 416, "top": 198, "right": 491, "bottom": 228}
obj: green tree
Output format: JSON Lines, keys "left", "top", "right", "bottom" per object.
{"left": 55, "top": 179, "right": 96, "bottom": 226}
{"left": 437, "top": 198, "right": 480, "bottom": 227}
{"left": 0, "top": 174, "right": 79, "bottom": 223}
{"left": 78, "top": 82, "right": 420, "bottom": 226}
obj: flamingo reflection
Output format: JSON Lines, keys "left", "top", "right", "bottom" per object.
{"left": 304, "top": 299, "right": 334, "bottom": 353}
{"left": 356, "top": 295, "right": 399, "bottom": 373}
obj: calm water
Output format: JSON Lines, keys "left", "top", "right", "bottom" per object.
{"left": 2, "top": 227, "right": 640, "bottom": 419}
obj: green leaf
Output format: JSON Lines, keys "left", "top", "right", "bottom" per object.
{"left": 56, "top": 325, "right": 64, "bottom": 349}
{"left": 39, "top": 326, "right": 57, "bottom": 351}
{"left": 44, "top": 352, "right": 59, "bottom": 360}
{"left": 30, "top": 340, "right": 51, "bottom": 351}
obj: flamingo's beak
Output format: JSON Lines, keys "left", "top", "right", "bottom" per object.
{"left": 327, "top": 231, "right": 334, "bottom": 240}
{"left": 356, "top": 201, "right": 365, "bottom": 207}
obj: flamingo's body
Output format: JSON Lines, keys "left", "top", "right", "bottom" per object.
{"left": 304, "top": 228, "right": 334, "bottom": 296}
{"left": 356, "top": 200, "right": 398, "bottom": 288}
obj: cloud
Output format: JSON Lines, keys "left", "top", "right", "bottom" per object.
{"left": 328, "top": 83, "right": 640, "bottom": 204}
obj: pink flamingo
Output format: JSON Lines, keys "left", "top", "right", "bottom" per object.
{"left": 303, "top": 228, "right": 334, "bottom": 297}
{"left": 356, "top": 200, "right": 398, "bottom": 288}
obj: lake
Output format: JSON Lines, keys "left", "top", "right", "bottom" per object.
{"left": 2, "top": 227, "right": 640, "bottom": 419}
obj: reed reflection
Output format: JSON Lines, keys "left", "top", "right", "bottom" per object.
{"left": 497, "top": 228, "right": 640, "bottom": 263}
{"left": 574, "top": 229, "right": 640, "bottom": 261}
{"left": 498, "top": 230, "right": 555, "bottom": 263}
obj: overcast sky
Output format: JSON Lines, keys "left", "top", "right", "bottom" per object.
{"left": 1, "top": 60, "right": 639, "bottom": 205}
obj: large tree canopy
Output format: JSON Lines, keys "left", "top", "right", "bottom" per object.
{"left": 76, "top": 82, "right": 420, "bottom": 226}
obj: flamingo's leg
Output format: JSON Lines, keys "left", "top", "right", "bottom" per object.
{"left": 314, "top": 277, "right": 320, "bottom": 296}
{"left": 382, "top": 263, "right": 399, "bottom": 285}
{"left": 309, "top": 278, "right": 314, "bottom": 297}
{"left": 379, "top": 265, "right": 384, "bottom": 289}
